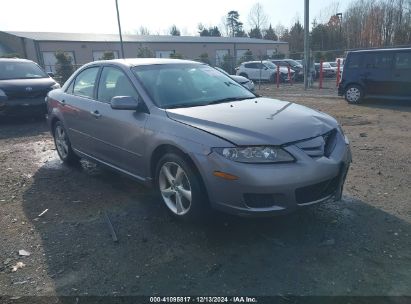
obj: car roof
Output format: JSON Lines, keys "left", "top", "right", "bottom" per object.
{"left": 349, "top": 47, "right": 411, "bottom": 53}
{"left": 241, "top": 60, "right": 271, "bottom": 64}
{"left": 89, "top": 58, "right": 202, "bottom": 68}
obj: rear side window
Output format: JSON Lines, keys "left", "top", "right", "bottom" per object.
{"left": 73, "top": 67, "right": 99, "bottom": 99}
{"left": 244, "top": 63, "right": 258, "bottom": 69}
{"left": 364, "top": 53, "right": 393, "bottom": 69}
{"left": 347, "top": 53, "right": 362, "bottom": 69}
{"left": 394, "top": 52, "right": 411, "bottom": 70}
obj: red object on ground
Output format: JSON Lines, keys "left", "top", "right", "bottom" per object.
{"left": 288, "top": 66, "right": 292, "bottom": 85}
{"left": 277, "top": 65, "right": 280, "bottom": 88}
{"left": 319, "top": 60, "right": 324, "bottom": 89}
{"left": 336, "top": 59, "right": 341, "bottom": 87}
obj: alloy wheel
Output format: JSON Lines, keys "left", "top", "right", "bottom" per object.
{"left": 55, "top": 125, "right": 69, "bottom": 159}
{"left": 346, "top": 87, "right": 361, "bottom": 103}
{"left": 158, "top": 162, "right": 192, "bottom": 215}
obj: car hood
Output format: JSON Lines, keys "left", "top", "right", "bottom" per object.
{"left": 166, "top": 97, "right": 337, "bottom": 146}
{"left": 0, "top": 78, "right": 56, "bottom": 93}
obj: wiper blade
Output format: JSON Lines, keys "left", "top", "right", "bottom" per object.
{"left": 165, "top": 102, "right": 204, "bottom": 109}
{"left": 207, "top": 96, "right": 255, "bottom": 105}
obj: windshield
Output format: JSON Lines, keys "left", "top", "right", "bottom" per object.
{"left": 264, "top": 61, "right": 277, "bottom": 69}
{"left": 132, "top": 64, "right": 255, "bottom": 109}
{"left": 0, "top": 61, "right": 48, "bottom": 80}
{"left": 329, "top": 62, "right": 337, "bottom": 67}
{"left": 285, "top": 59, "right": 301, "bottom": 67}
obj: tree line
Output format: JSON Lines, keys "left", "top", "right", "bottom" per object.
{"left": 163, "top": 0, "right": 411, "bottom": 60}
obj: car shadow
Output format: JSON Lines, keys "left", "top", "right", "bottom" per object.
{"left": 20, "top": 159, "right": 411, "bottom": 298}
{"left": 358, "top": 99, "right": 411, "bottom": 112}
{"left": 0, "top": 116, "right": 48, "bottom": 140}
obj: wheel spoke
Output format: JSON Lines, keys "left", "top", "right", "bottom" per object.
{"left": 175, "top": 193, "right": 184, "bottom": 214}
{"left": 161, "top": 187, "right": 175, "bottom": 198}
{"left": 175, "top": 166, "right": 184, "bottom": 183}
{"left": 161, "top": 165, "right": 174, "bottom": 184}
{"left": 177, "top": 186, "right": 191, "bottom": 202}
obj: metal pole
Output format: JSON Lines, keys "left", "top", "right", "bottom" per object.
{"left": 115, "top": 0, "right": 125, "bottom": 58}
{"left": 304, "top": 0, "right": 309, "bottom": 90}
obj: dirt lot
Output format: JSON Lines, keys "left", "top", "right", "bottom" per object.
{"left": 0, "top": 82, "right": 410, "bottom": 300}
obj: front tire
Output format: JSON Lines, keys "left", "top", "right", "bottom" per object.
{"left": 345, "top": 84, "right": 363, "bottom": 104}
{"left": 53, "top": 121, "right": 79, "bottom": 165}
{"left": 155, "top": 153, "right": 208, "bottom": 221}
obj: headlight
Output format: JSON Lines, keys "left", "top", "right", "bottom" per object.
{"left": 51, "top": 83, "right": 61, "bottom": 89}
{"left": 213, "top": 146, "right": 295, "bottom": 163}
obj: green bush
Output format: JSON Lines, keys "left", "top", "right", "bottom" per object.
{"left": 100, "top": 51, "right": 115, "bottom": 60}
{"left": 169, "top": 52, "right": 183, "bottom": 59}
{"left": 55, "top": 50, "right": 74, "bottom": 84}
{"left": 198, "top": 53, "right": 210, "bottom": 64}
{"left": 137, "top": 47, "right": 154, "bottom": 58}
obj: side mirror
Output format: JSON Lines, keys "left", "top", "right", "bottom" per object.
{"left": 47, "top": 72, "right": 54, "bottom": 77}
{"left": 264, "top": 66, "right": 268, "bottom": 70}
{"left": 110, "top": 96, "right": 140, "bottom": 110}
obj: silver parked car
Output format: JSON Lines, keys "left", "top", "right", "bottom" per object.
{"left": 214, "top": 67, "right": 255, "bottom": 92}
{"left": 47, "top": 59, "right": 351, "bottom": 220}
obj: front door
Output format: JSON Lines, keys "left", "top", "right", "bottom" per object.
{"left": 91, "top": 66, "right": 148, "bottom": 178}
{"left": 393, "top": 51, "right": 411, "bottom": 98}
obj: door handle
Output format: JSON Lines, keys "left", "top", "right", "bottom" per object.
{"left": 90, "top": 110, "right": 102, "bottom": 118}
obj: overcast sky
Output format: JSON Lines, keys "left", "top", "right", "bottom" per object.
{"left": 1, "top": 0, "right": 351, "bottom": 35}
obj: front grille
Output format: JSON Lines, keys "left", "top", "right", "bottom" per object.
{"left": 244, "top": 193, "right": 286, "bottom": 208}
{"left": 6, "top": 88, "right": 51, "bottom": 99}
{"left": 295, "top": 176, "right": 339, "bottom": 205}
{"left": 296, "top": 129, "right": 337, "bottom": 158}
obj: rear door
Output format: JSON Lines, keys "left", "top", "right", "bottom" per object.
{"left": 62, "top": 66, "right": 101, "bottom": 156}
{"left": 362, "top": 52, "right": 394, "bottom": 97}
{"left": 92, "top": 65, "right": 148, "bottom": 177}
{"left": 393, "top": 50, "right": 411, "bottom": 98}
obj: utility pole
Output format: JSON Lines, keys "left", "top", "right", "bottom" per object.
{"left": 115, "top": 0, "right": 125, "bottom": 58}
{"left": 304, "top": 0, "right": 309, "bottom": 90}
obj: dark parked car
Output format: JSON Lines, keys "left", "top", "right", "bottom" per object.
{"left": 47, "top": 58, "right": 351, "bottom": 221}
{"left": 0, "top": 58, "right": 60, "bottom": 116}
{"left": 338, "top": 48, "right": 411, "bottom": 103}
{"left": 271, "top": 59, "right": 304, "bottom": 81}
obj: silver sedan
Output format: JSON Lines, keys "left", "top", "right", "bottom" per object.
{"left": 47, "top": 59, "right": 351, "bottom": 221}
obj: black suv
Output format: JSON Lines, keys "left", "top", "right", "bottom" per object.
{"left": 0, "top": 58, "right": 60, "bottom": 116}
{"left": 338, "top": 48, "right": 411, "bottom": 103}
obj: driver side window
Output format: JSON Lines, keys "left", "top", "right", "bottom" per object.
{"left": 97, "top": 67, "right": 139, "bottom": 103}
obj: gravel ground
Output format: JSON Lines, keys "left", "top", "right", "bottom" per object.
{"left": 0, "top": 84, "right": 410, "bottom": 300}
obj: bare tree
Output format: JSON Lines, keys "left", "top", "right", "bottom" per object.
{"left": 248, "top": 3, "right": 268, "bottom": 31}
{"left": 274, "top": 23, "right": 286, "bottom": 39}
{"left": 138, "top": 26, "right": 150, "bottom": 35}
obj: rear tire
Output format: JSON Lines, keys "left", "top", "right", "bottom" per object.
{"left": 155, "top": 153, "right": 209, "bottom": 221}
{"left": 345, "top": 84, "right": 363, "bottom": 104}
{"left": 53, "top": 121, "right": 79, "bottom": 165}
